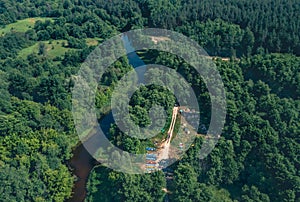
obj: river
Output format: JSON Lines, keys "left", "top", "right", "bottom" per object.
{"left": 68, "top": 34, "right": 146, "bottom": 202}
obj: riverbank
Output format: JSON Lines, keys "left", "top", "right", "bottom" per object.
{"left": 68, "top": 111, "right": 114, "bottom": 201}
{"left": 68, "top": 142, "right": 98, "bottom": 202}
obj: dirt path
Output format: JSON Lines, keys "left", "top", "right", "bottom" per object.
{"left": 157, "top": 107, "right": 178, "bottom": 161}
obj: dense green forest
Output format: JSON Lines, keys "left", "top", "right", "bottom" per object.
{"left": 0, "top": 0, "right": 299, "bottom": 202}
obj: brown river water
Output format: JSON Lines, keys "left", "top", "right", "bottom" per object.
{"left": 68, "top": 143, "right": 96, "bottom": 202}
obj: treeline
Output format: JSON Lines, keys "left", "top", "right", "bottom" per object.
{"left": 138, "top": 0, "right": 300, "bottom": 55}
{"left": 1, "top": 0, "right": 299, "bottom": 56}
{"left": 0, "top": 97, "right": 75, "bottom": 201}
{"left": 86, "top": 166, "right": 166, "bottom": 202}
{"left": 0, "top": 32, "right": 34, "bottom": 59}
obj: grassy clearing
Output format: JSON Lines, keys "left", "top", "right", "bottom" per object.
{"left": 18, "top": 38, "right": 102, "bottom": 59}
{"left": 86, "top": 37, "right": 102, "bottom": 46}
{"left": 46, "top": 40, "right": 72, "bottom": 58}
{"left": 0, "top": 17, "right": 53, "bottom": 36}
{"left": 18, "top": 40, "right": 73, "bottom": 59}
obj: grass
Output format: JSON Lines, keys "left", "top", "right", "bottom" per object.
{"left": 86, "top": 37, "right": 102, "bottom": 46}
{"left": 0, "top": 17, "right": 53, "bottom": 36}
{"left": 1, "top": 18, "right": 103, "bottom": 59}
{"left": 18, "top": 38, "right": 103, "bottom": 59}
{"left": 18, "top": 40, "right": 73, "bottom": 59}
{"left": 46, "top": 40, "right": 72, "bottom": 58}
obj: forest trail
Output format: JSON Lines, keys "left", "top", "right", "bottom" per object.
{"left": 157, "top": 107, "right": 178, "bottom": 161}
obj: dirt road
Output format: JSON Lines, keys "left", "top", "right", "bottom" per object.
{"left": 157, "top": 107, "right": 178, "bottom": 161}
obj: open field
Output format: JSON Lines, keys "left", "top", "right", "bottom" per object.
{"left": 0, "top": 17, "right": 53, "bottom": 36}
{"left": 17, "top": 40, "right": 72, "bottom": 59}
{"left": 18, "top": 38, "right": 102, "bottom": 59}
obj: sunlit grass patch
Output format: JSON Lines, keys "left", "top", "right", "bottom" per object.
{"left": 0, "top": 17, "right": 53, "bottom": 36}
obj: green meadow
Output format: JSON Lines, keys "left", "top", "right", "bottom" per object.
{"left": 0, "top": 17, "right": 53, "bottom": 36}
